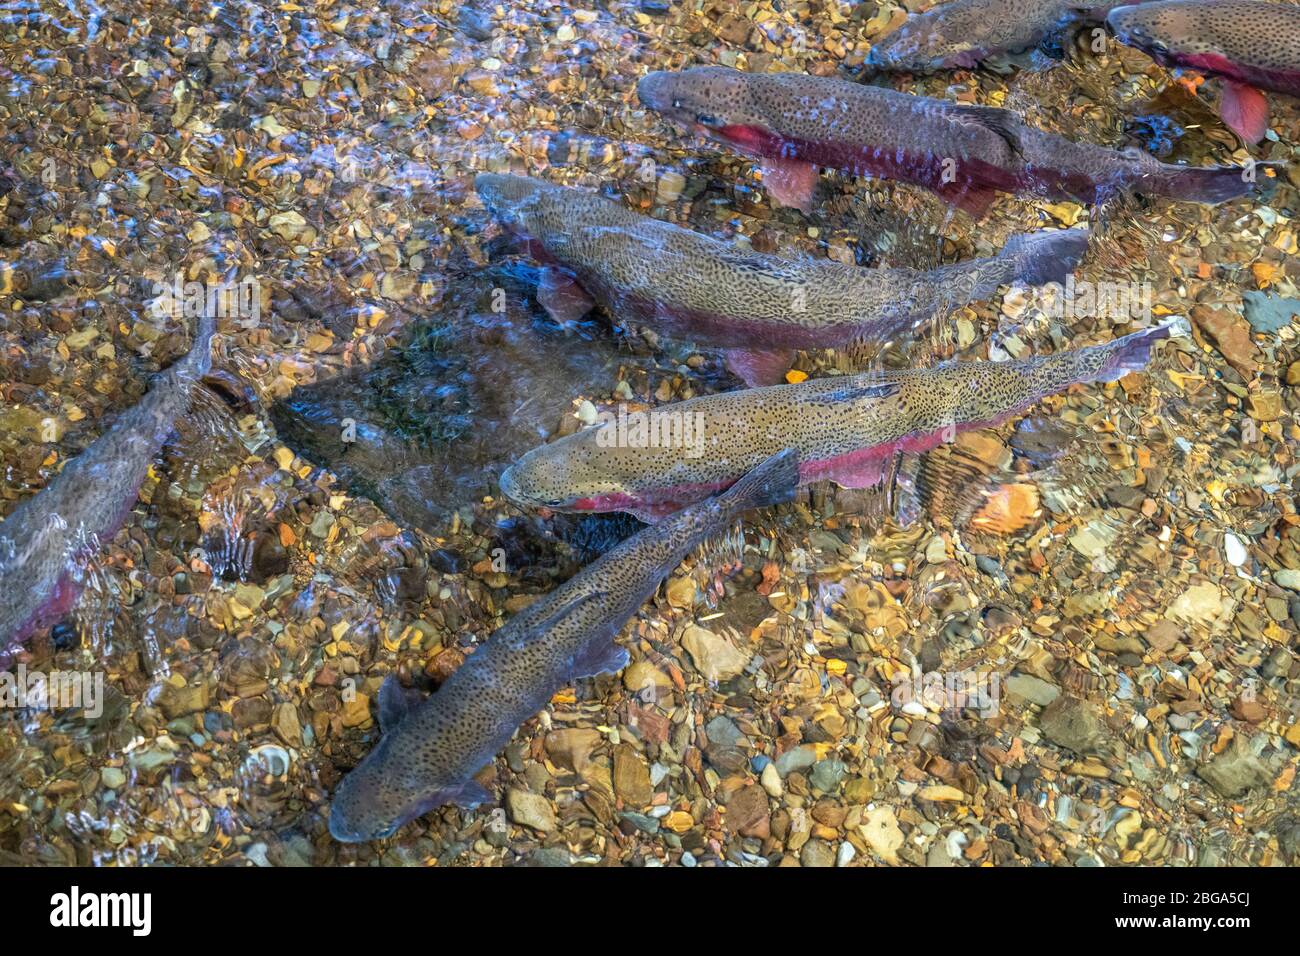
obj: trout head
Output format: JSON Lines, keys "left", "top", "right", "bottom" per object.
{"left": 475, "top": 172, "right": 548, "bottom": 235}
{"left": 330, "top": 734, "right": 417, "bottom": 842}
{"left": 1107, "top": 3, "right": 1202, "bottom": 69}
{"left": 637, "top": 68, "right": 767, "bottom": 141}
{"left": 329, "top": 730, "right": 467, "bottom": 843}
{"left": 500, "top": 445, "right": 609, "bottom": 513}
{"left": 499, "top": 428, "right": 655, "bottom": 515}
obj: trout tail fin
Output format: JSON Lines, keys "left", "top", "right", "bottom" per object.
{"left": 1086, "top": 319, "right": 1180, "bottom": 382}
{"left": 1040, "top": 319, "right": 1185, "bottom": 395}
{"left": 176, "top": 313, "right": 217, "bottom": 381}
{"left": 1002, "top": 226, "right": 1090, "bottom": 287}
{"left": 1146, "top": 161, "right": 1285, "bottom": 205}
{"left": 718, "top": 449, "right": 800, "bottom": 515}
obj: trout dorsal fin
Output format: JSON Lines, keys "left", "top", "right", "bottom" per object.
{"left": 378, "top": 673, "right": 428, "bottom": 733}
{"left": 809, "top": 381, "right": 900, "bottom": 405}
{"left": 515, "top": 588, "right": 606, "bottom": 641}
{"left": 948, "top": 104, "right": 1024, "bottom": 157}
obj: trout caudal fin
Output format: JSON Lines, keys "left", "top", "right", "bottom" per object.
{"left": 1002, "top": 226, "right": 1090, "bottom": 287}
{"left": 1074, "top": 319, "right": 1182, "bottom": 386}
{"left": 718, "top": 449, "right": 800, "bottom": 515}
{"left": 178, "top": 313, "right": 218, "bottom": 380}
{"left": 1146, "top": 161, "right": 1285, "bottom": 205}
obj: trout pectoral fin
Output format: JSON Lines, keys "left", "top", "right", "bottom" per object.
{"left": 724, "top": 347, "right": 796, "bottom": 387}
{"left": 537, "top": 265, "right": 596, "bottom": 326}
{"left": 1219, "top": 81, "right": 1269, "bottom": 145}
{"left": 417, "top": 779, "right": 494, "bottom": 813}
{"left": 757, "top": 156, "right": 819, "bottom": 213}
{"left": 377, "top": 673, "right": 427, "bottom": 733}
{"left": 570, "top": 641, "right": 630, "bottom": 680}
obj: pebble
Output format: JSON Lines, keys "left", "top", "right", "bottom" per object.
{"left": 1223, "top": 532, "right": 1248, "bottom": 568}
{"left": 761, "top": 762, "right": 783, "bottom": 798}
{"left": 505, "top": 788, "right": 556, "bottom": 833}
{"left": 681, "top": 624, "right": 749, "bottom": 681}
{"left": 1038, "top": 696, "right": 1108, "bottom": 754}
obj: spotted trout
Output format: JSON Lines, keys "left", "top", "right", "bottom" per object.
{"left": 476, "top": 172, "right": 1089, "bottom": 385}
{"left": 868, "top": 0, "right": 1135, "bottom": 72}
{"left": 636, "top": 66, "right": 1272, "bottom": 215}
{"left": 327, "top": 449, "right": 799, "bottom": 843}
{"left": 499, "top": 322, "right": 1174, "bottom": 522}
{"left": 1109, "top": 0, "right": 1300, "bottom": 144}
{"left": 0, "top": 316, "right": 215, "bottom": 648}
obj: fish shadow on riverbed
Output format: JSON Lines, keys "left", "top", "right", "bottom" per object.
{"left": 269, "top": 266, "right": 685, "bottom": 566}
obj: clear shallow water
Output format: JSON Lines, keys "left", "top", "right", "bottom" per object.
{"left": 0, "top": 0, "right": 1297, "bottom": 866}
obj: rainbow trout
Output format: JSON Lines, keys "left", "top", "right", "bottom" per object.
{"left": 476, "top": 173, "right": 1088, "bottom": 385}
{"left": 1109, "top": 0, "right": 1300, "bottom": 144}
{"left": 328, "top": 449, "right": 799, "bottom": 843}
{"left": 499, "top": 322, "right": 1174, "bottom": 522}
{"left": 867, "top": 0, "right": 1136, "bottom": 72}
{"left": 636, "top": 66, "right": 1271, "bottom": 215}
{"left": 0, "top": 316, "right": 215, "bottom": 649}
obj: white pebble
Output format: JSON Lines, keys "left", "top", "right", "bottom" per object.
{"left": 836, "top": 841, "right": 856, "bottom": 867}
{"left": 1224, "top": 532, "right": 1248, "bottom": 568}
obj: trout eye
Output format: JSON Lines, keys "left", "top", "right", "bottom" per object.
{"left": 696, "top": 113, "right": 721, "bottom": 128}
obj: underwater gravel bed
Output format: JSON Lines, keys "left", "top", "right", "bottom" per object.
{"left": 0, "top": 0, "right": 1297, "bottom": 867}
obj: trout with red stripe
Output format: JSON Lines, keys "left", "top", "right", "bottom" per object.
{"left": 0, "top": 316, "right": 215, "bottom": 652}
{"left": 868, "top": 0, "right": 1135, "bottom": 72}
{"left": 1109, "top": 0, "right": 1300, "bottom": 144}
{"left": 637, "top": 66, "right": 1272, "bottom": 216}
{"left": 499, "top": 322, "right": 1175, "bottom": 522}
{"left": 476, "top": 173, "right": 1088, "bottom": 385}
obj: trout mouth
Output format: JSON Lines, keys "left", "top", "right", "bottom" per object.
{"left": 328, "top": 802, "right": 393, "bottom": 844}
{"left": 1106, "top": 11, "right": 1173, "bottom": 63}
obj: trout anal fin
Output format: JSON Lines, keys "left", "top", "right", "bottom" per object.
{"left": 758, "top": 156, "right": 819, "bottom": 213}
{"left": 570, "top": 641, "right": 630, "bottom": 680}
{"left": 1219, "top": 81, "right": 1269, "bottom": 146}
{"left": 537, "top": 265, "right": 596, "bottom": 326}
{"left": 937, "top": 182, "right": 998, "bottom": 219}
{"left": 829, "top": 460, "right": 888, "bottom": 490}
{"left": 724, "top": 347, "right": 795, "bottom": 387}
